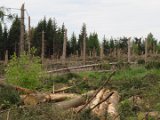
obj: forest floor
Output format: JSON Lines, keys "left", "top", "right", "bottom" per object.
{"left": 0, "top": 62, "right": 160, "bottom": 120}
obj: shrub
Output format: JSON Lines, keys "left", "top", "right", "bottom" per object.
{"left": 5, "top": 53, "right": 43, "bottom": 90}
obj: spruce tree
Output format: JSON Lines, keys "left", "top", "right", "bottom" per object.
{"left": 78, "top": 23, "right": 87, "bottom": 56}
{"left": 8, "top": 16, "right": 20, "bottom": 58}
{"left": 70, "top": 32, "right": 77, "bottom": 55}
{"left": 88, "top": 32, "right": 100, "bottom": 56}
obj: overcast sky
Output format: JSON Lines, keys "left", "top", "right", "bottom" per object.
{"left": 1, "top": 0, "right": 160, "bottom": 41}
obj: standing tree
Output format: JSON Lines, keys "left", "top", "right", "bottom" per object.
{"left": 46, "top": 18, "right": 54, "bottom": 57}
{"left": 78, "top": 23, "right": 87, "bottom": 57}
{"left": 70, "top": 32, "right": 77, "bottom": 55}
{"left": 103, "top": 36, "right": 110, "bottom": 56}
{"left": 32, "top": 18, "right": 47, "bottom": 56}
{"left": 146, "top": 33, "right": 157, "bottom": 54}
{"left": 8, "top": 16, "right": 20, "bottom": 58}
{"left": 88, "top": 32, "right": 100, "bottom": 56}
{"left": 109, "top": 37, "right": 115, "bottom": 56}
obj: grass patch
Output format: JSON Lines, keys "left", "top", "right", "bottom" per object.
{"left": 0, "top": 86, "right": 20, "bottom": 110}
{"left": 0, "top": 104, "right": 99, "bottom": 120}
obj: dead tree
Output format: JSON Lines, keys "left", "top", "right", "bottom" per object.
{"left": 145, "top": 38, "right": 148, "bottom": 64}
{"left": 62, "top": 28, "right": 67, "bottom": 64}
{"left": 100, "top": 44, "right": 104, "bottom": 60}
{"left": 20, "top": 3, "right": 25, "bottom": 55}
{"left": 83, "top": 32, "right": 86, "bottom": 64}
{"left": 41, "top": 31, "right": 45, "bottom": 64}
{"left": 28, "top": 16, "right": 31, "bottom": 54}
{"left": 128, "top": 37, "right": 131, "bottom": 63}
{"left": 4, "top": 50, "right": 8, "bottom": 65}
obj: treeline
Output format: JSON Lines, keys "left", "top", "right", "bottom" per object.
{"left": 0, "top": 17, "right": 160, "bottom": 60}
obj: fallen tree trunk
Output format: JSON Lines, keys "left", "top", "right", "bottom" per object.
{"left": 90, "top": 88, "right": 106, "bottom": 115}
{"left": 107, "top": 91, "right": 120, "bottom": 120}
{"left": 55, "top": 91, "right": 95, "bottom": 110}
{"left": 20, "top": 93, "right": 79, "bottom": 105}
{"left": 54, "top": 86, "right": 73, "bottom": 93}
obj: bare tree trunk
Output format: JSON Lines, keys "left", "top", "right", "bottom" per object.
{"left": 21, "top": 93, "right": 79, "bottom": 105}
{"left": 4, "top": 50, "right": 8, "bottom": 65}
{"left": 100, "top": 45, "right": 104, "bottom": 60}
{"left": 145, "top": 38, "right": 148, "bottom": 64}
{"left": 128, "top": 37, "right": 131, "bottom": 63}
{"left": 118, "top": 48, "right": 121, "bottom": 61}
{"left": 20, "top": 3, "right": 25, "bottom": 55}
{"left": 62, "top": 28, "right": 67, "bottom": 64}
{"left": 28, "top": 16, "right": 31, "bottom": 54}
{"left": 83, "top": 33, "right": 86, "bottom": 64}
{"left": 41, "top": 31, "right": 45, "bottom": 64}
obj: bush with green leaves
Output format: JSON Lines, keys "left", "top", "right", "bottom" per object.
{"left": 5, "top": 53, "right": 43, "bottom": 89}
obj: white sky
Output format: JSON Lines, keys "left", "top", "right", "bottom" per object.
{"left": 1, "top": 0, "right": 160, "bottom": 41}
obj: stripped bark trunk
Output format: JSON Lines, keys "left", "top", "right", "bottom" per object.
{"left": 20, "top": 93, "right": 79, "bottom": 105}
{"left": 55, "top": 91, "right": 95, "bottom": 110}
{"left": 107, "top": 91, "right": 120, "bottom": 120}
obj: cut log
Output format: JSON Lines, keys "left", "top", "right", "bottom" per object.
{"left": 55, "top": 91, "right": 95, "bottom": 110}
{"left": 90, "top": 89, "right": 106, "bottom": 115}
{"left": 77, "top": 71, "right": 115, "bottom": 113}
{"left": 20, "top": 93, "right": 79, "bottom": 105}
{"left": 107, "top": 91, "right": 120, "bottom": 120}
{"left": 97, "top": 89, "right": 111, "bottom": 119}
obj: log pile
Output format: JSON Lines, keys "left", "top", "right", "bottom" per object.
{"left": 1, "top": 72, "right": 121, "bottom": 119}
{"left": 19, "top": 88, "right": 120, "bottom": 120}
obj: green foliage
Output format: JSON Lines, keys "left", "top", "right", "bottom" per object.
{"left": 5, "top": 53, "right": 43, "bottom": 89}
{"left": 147, "top": 33, "right": 157, "bottom": 53}
{"left": 88, "top": 32, "right": 100, "bottom": 55}
{"left": 119, "top": 100, "right": 136, "bottom": 119}
{"left": 8, "top": 16, "right": 20, "bottom": 57}
{"left": 133, "top": 37, "right": 144, "bottom": 55}
{"left": 78, "top": 23, "right": 87, "bottom": 55}
{"left": 70, "top": 32, "right": 77, "bottom": 55}
{"left": 0, "top": 86, "right": 20, "bottom": 109}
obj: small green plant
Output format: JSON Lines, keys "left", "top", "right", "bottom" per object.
{"left": 5, "top": 52, "right": 43, "bottom": 90}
